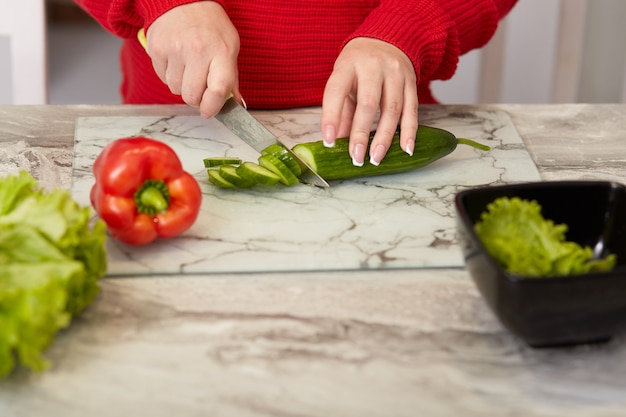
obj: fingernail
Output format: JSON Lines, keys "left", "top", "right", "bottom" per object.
{"left": 241, "top": 96, "right": 248, "bottom": 109}
{"left": 369, "top": 144, "right": 386, "bottom": 166}
{"left": 323, "top": 125, "right": 336, "bottom": 148}
{"left": 404, "top": 141, "right": 414, "bottom": 157}
{"left": 351, "top": 143, "right": 365, "bottom": 167}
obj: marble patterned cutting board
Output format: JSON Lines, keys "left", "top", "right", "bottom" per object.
{"left": 71, "top": 107, "right": 540, "bottom": 276}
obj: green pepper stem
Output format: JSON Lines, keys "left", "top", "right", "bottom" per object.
{"left": 135, "top": 180, "right": 170, "bottom": 215}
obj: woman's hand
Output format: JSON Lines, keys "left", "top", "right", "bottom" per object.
{"left": 145, "top": 2, "right": 241, "bottom": 117}
{"left": 321, "top": 38, "right": 418, "bottom": 166}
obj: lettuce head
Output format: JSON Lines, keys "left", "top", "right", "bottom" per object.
{"left": 0, "top": 171, "right": 107, "bottom": 378}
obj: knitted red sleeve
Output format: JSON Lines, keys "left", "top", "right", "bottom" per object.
{"left": 73, "top": 0, "right": 227, "bottom": 38}
{"left": 346, "top": 0, "right": 518, "bottom": 83}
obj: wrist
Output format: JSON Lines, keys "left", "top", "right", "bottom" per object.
{"left": 138, "top": 0, "right": 228, "bottom": 31}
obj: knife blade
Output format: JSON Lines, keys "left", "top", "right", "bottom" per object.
{"left": 214, "top": 96, "right": 329, "bottom": 188}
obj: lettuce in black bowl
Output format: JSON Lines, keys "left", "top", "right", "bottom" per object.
{"left": 455, "top": 181, "right": 626, "bottom": 348}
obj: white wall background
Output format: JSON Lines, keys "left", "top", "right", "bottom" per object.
{"left": 0, "top": 0, "right": 47, "bottom": 104}
{"left": 578, "top": 0, "right": 626, "bottom": 102}
{"left": 432, "top": 0, "right": 626, "bottom": 104}
{"left": 2, "top": 0, "right": 626, "bottom": 105}
{"left": 0, "top": 36, "right": 12, "bottom": 103}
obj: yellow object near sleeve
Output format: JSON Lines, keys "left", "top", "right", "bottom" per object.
{"left": 137, "top": 28, "right": 147, "bottom": 48}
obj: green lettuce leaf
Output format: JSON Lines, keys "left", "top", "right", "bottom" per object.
{"left": 474, "top": 196, "right": 616, "bottom": 277}
{"left": 0, "top": 171, "right": 107, "bottom": 378}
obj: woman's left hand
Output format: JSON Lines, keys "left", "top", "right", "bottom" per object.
{"left": 321, "top": 37, "right": 418, "bottom": 167}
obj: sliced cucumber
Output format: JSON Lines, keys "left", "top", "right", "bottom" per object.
{"left": 236, "top": 162, "right": 281, "bottom": 186}
{"left": 219, "top": 165, "right": 257, "bottom": 188}
{"left": 261, "top": 144, "right": 303, "bottom": 177}
{"left": 260, "top": 144, "right": 286, "bottom": 156}
{"left": 204, "top": 125, "right": 491, "bottom": 189}
{"left": 207, "top": 169, "right": 236, "bottom": 188}
{"left": 258, "top": 154, "right": 300, "bottom": 186}
{"left": 203, "top": 157, "right": 242, "bottom": 168}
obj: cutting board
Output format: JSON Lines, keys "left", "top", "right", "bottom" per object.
{"left": 71, "top": 107, "right": 540, "bottom": 276}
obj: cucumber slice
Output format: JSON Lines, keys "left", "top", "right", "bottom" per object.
{"left": 236, "top": 162, "right": 281, "bottom": 186}
{"left": 207, "top": 169, "right": 236, "bottom": 188}
{"left": 260, "top": 144, "right": 286, "bottom": 156}
{"left": 260, "top": 144, "right": 303, "bottom": 177}
{"left": 203, "top": 157, "right": 242, "bottom": 168}
{"left": 258, "top": 154, "right": 300, "bottom": 186}
{"left": 219, "top": 165, "right": 257, "bottom": 188}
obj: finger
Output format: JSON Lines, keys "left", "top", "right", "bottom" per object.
{"left": 164, "top": 58, "right": 185, "bottom": 96}
{"left": 399, "top": 82, "right": 419, "bottom": 156}
{"left": 180, "top": 60, "right": 210, "bottom": 107}
{"left": 198, "top": 57, "right": 238, "bottom": 117}
{"left": 368, "top": 79, "right": 404, "bottom": 166}
{"left": 321, "top": 74, "right": 350, "bottom": 148}
{"left": 337, "top": 97, "right": 356, "bottom": 139}
{"left": 146, "top": 49, "right": 168, "bottom": 86}
{"left": 349, "top": 85, "right": 381, "bottom": 167}
{"left": 144, "top": 31, "right": 174, "bottom": 88}
{"left": 150, "top": 60, "right": 168, "bottom": 86}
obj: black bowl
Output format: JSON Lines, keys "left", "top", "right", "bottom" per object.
{"left": 455, "top": 181, "right": 626, "bottom": 347}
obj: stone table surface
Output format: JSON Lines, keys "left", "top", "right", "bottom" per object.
{"left": 1, "top": 104, "right": 626, "bottom": 417}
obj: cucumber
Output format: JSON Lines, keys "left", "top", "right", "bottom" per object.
{"left": 261, "top": 144, "right": 303, "bottom": 177}
{"left": 207, "top": 169, "right": 236, "bottom": 188}
{"left": 203, "top": 157, "right": 242, "bottom": 168}
{"left": 219, "top": 165, "right": 257, "bottom": 188}
{"left": 236, "top": 161, "right": 281, "bottom": 186}
{"left": 292, "top": 125, "right": 489, "bottom": 181}
{"left": 203, "top": 125, "right": 490, "bottom": 188}
{"left": 258, "top": 154, "right": 300, "bottom": 186}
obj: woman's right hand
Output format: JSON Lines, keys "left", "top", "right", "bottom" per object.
{"left": 145, "top": 2, "right": 241, "bottom": 117}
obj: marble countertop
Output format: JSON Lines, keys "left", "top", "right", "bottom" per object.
{"left": 1, "top": 104, "right": 626, "bottom": 417}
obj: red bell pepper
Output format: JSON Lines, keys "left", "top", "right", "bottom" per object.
{"left": 90, "top": 137, "right": 202, "bottom": 245}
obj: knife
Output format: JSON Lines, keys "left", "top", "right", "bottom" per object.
{"left": 214, "top": 96, "right": 329, "bottom": 188}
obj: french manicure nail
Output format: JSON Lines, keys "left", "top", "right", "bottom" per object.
{"left": 404, "top": 141, "right": 414, "bottom": 157}
{"left": 241, "top": 97, "right": 248, "bottom": 109}
{"left": 369, "top": 144, "right": 386, "bottom": 166}
{"left": 352, "top": 143, "right": 365, "bottom": 167}
{"left": 323, "top": 125, "right": 336, "bottom": 148}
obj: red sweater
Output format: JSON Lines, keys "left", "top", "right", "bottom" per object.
{"left": 74, "top": 0, "right": 517, "bottom": 108}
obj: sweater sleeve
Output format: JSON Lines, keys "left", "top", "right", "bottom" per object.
{"left": 346, "top": 0, "right": 518, "bottom": 83}
{"left": 73, "top": 0, "right": 227, "bottom": 39}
